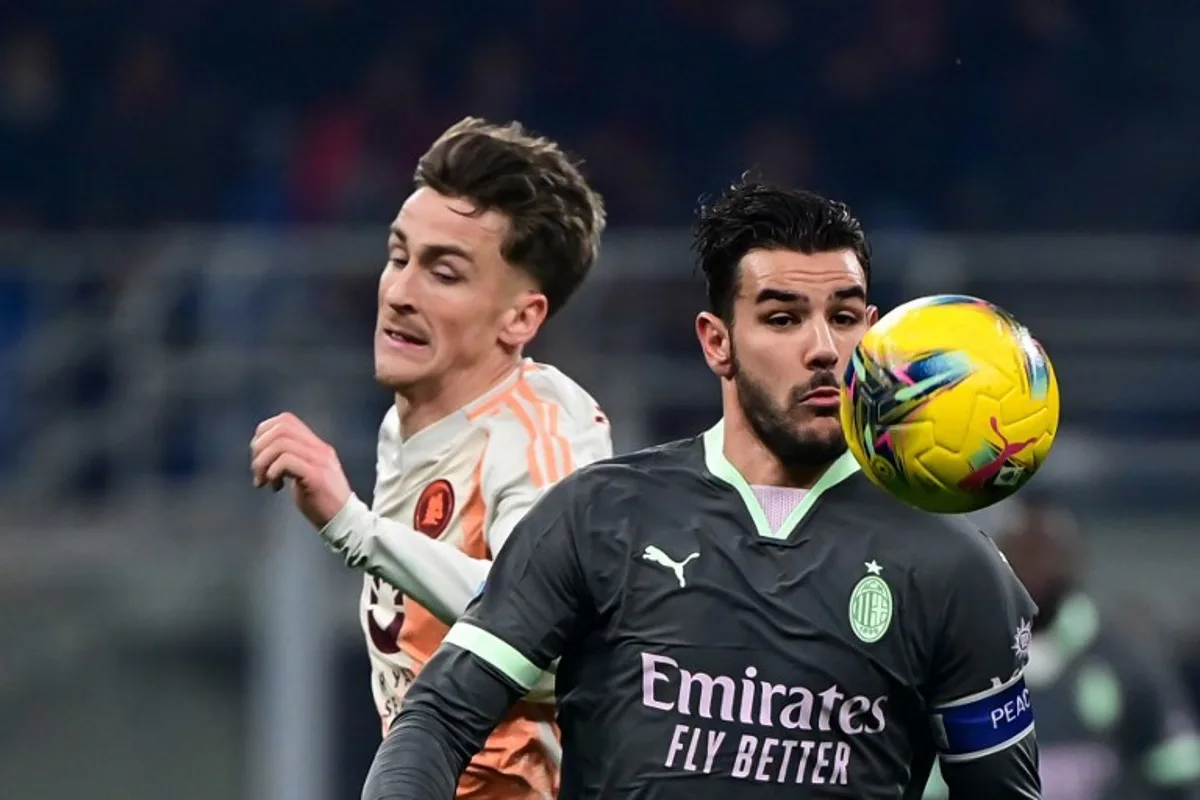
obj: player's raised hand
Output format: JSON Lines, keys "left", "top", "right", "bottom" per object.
{"left": 250, "top": 412, "right": 352, "bottom": 529}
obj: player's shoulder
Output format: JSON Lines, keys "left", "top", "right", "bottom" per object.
{"left": 555, "top": 436, "right": 707, "bottom": 501}
{"left": 518, "top": 359, "right": 604, "bottom": 421}
{"left": 472, "top": 361, "right": 612, "bottom": 491}
{"left": 477, "top": 360, "right": 606, "bottom": 437}
{"left": 504, "top": 437, "right": 705, "bottom": 563}
{"left": 840, "top": 474, "right": 1008, "bottom": 572}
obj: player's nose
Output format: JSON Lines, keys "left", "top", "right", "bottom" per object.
{"left": 803, "top": 319, "right": 840, "bottom": 370}
{"left": 379, "top": 264, "right": 418, "bottom": 312}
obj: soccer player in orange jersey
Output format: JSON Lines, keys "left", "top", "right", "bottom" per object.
{"left": 250, "top": 117, "right": 611, "bottom": 800}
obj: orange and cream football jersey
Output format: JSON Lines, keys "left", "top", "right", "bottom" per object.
{"left": 319, "top": 359, "right": 611, "bottom": 800}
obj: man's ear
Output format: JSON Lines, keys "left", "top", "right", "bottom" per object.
{"left": 866, "top": 305, "right": 879, "bottom": 326}
{"left": 696, "top": 311, "right": 734, "bottom": 379}
{"left": 498, "top": 291, "right": 549, "bottom": 349}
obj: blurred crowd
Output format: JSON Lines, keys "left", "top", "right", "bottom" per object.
{"left": 4, "top": 0, "right": 1200, "bottom": 231}
{"left": 2, "top": 0, "right": 1200, "bottom": 496}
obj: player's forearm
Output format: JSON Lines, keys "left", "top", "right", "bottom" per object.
{"left": 940, "top": 730, "right": 1041, "bottom": 799}
{"left": 362, "top": 646, "right": 523, "bottom": 800}
{"left": 319, "top": 495, "right": 488, "bottom": 625}
{"left": 363, "top": 706, "right": 462, "bottom": 800}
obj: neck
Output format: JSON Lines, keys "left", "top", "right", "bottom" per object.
{"left": 396, "top": 354, "right": 521, "bottom": 439}
{"left": 720, "top": 407, "right": 830, "bottom": 490}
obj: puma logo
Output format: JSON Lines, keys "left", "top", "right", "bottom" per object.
{"left": 641, "top": 545, "right": 699, "bottom": 588}
{"left": 958, "top": 417, "right": 1037, "bottom": 491}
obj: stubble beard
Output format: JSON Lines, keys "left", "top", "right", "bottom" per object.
{"left": 731, "top": 346, "right": 847, "bottom": 472}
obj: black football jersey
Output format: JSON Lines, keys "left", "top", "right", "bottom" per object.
{"left": 367, "top": 422, "right": 1042, "bottom": 799}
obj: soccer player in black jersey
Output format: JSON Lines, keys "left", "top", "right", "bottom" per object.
{"left": 362, "top": 180, "right": 1042, "bottom": 799}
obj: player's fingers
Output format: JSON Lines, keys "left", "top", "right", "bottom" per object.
{"left": 251, "top": 434, "right": 316, "bottom": 482}
{"left": 250, "top": 425, "right": 285, "bottom": 481}
{"left": 250, "top": 418, "right": 285, "bottom": 458}
{"left": 253, "top": 412, "right": 291, "bottom": 439}
{"left": 250, "top": 416, "right": 311, "bottom": 462}
{"left": 251, "top": 413, "right": 323, "bottom": 455}
{"left": 252, "top": 427, "right": 330, "bottom": 474}
{"left": 251, "top": 445, "right": 282, "bottom": 488}
{"left": 252, "top": 410, "right": 313, "bottom": 444}
{"left": 262, "top": 451, "right": 310, "bottom": 488}
{"left": 251, "top": 434, "right": 326, "bottom": 488}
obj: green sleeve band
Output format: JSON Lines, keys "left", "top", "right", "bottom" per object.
{"left": 922, "top": 761, "right": 949, "bottom": 799}
{"left": 443, "top": 622, "right": 544, "bottom": 690}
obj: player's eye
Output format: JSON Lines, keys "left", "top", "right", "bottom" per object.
{"left": 832, "top": 311, "right": 862, "bottom": 326}
{"left": 431, "top": 265, "right": 460, "bottom": 284}
{"left": 387, "top": 252, "right": 408, "bottom": 269}
{"left": 765, "top": 312, "right": 795, "bottom": 327}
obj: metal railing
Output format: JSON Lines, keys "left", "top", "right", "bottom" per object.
{"left": 1, "top": 229, "right": 1197, "bottom": 519}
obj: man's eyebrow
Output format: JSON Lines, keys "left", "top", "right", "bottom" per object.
{"left": 753, "top": 286, "right": 867, "bottom": 305}
{"left": 387, "top": 229, "right": 473, "bottom": 262}
{"left": 755, "top": 288, "right": 806, "bottom": 305}
{"left": 418, "top": 242, "right": 473, "bottom": 263}
{"left": 832, "top": 286, "right": 867, "bottom": 303}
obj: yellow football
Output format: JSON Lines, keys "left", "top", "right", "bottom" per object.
{"left": 840, "top": 295, "right": 1060, "bottom": 514}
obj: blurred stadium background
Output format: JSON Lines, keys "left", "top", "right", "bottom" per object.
{"left": 2, "top": 1, "right": 1199, "bottom": 798}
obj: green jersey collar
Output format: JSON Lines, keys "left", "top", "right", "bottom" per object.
{"left": 702, "top": 419, "right": 861, "bottom": 540}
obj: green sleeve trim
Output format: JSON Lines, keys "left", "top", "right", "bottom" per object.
{"left": 922, "top": 760, "right": 949, "bottom": 799}
{"left": 443, "top": 622, "right": 543, "bottom": 691}
{"left": 1144, "top": 733, "right": 1200, "bottom": 786}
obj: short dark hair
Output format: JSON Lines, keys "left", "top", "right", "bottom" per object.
{"left": 693, "top": 178, "right": 871, "bottom": 321}
{"left": 415, "top": 117, "right": 607, "bottom": 317}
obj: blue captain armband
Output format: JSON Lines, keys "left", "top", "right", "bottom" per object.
{"left": 931, "top": 673, "right": 1035, "bottom": 762}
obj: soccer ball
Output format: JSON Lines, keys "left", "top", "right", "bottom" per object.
{"left": 840, "top": 294, "right": 1059, "bottom": 514}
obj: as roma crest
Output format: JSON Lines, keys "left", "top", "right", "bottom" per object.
{"left": 414, "top": 479, "right": 455, "bottom": 537}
